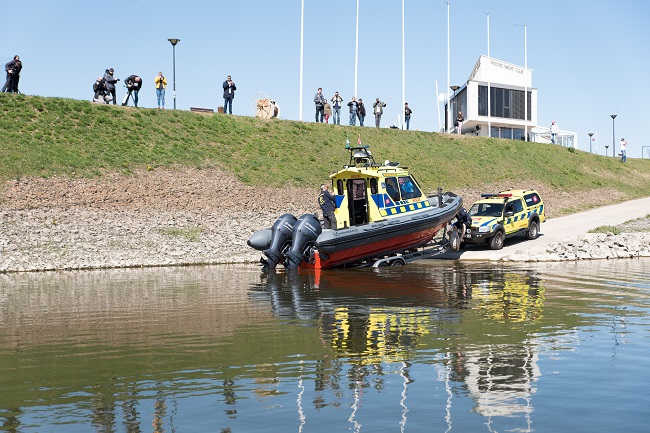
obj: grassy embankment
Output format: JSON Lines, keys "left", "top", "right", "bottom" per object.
{"left": 1, "top": 94, "right": 649, "bottom": 213}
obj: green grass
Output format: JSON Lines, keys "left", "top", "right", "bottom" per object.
{"left": 158, "top": 227, "right": 203, "bottom": 242}
{"left": 2, "top": 94, "right": 649, "bottom": 200}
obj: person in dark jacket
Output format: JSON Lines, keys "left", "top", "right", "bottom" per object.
{"left": 318, "top": 184, "right": 337, "bottom": 229}
{"left": 453, "top": 206, "right": 472, "bottom": 240}
{"left": 103, "top": 68, "right": 119, "bottom": 105}
{"left": 357, "top": 98, "right": 366, "bottom": 126}
{"left": 404, "top": 102, "right": 412, "bottom": 130}
{"left": 92, "top": 76, "right": 110, "bottom": 103}
{"left": 223, "top": 75, "right": 236, "bottom": 114}
{"left": 3, "top": 55, "right": 22, "bottom": 93}
{"left": 122, "top": 75, "right": 142, "bottom": 107}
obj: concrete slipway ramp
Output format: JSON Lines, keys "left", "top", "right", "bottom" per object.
{"left": 434, "top": 196, "right": 650, "bottom": 261}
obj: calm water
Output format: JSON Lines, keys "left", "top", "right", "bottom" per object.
{"left": 1, "top": 259, "right": 649, "bottom": 432}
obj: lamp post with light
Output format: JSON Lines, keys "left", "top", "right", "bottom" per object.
{"left": 610, "top": 114, "right": 617, "bottom": 157}
{"left": 588, "top": 132, "right": 594, "bottom": 153}
{"left": 450, "top": 85, "right": 460, "bottom": 132}
{"left": 168, "top": 38, "right": 180, "bottom": 110}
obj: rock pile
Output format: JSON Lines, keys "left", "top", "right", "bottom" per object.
{"left": 503, "top": 232, "right": 650, "bottom": 262}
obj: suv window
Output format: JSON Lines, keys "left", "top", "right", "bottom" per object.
{"left": 524, "top": 193, "right": 542, "bottom": 208}
{"left": 510, "top": 198, "right": 524, "bottom": 213}
{"left": 470, "top": 202, "right": 504, "bottom": 217}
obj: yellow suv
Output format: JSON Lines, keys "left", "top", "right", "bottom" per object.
{"left": 464, "top": 190, "right": 546, "bottom": 250}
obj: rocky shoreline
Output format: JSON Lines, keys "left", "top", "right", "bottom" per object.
{"left": 1, "top": 168, "right": 648, "bottom": 273}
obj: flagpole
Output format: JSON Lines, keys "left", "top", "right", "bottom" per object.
{"left": 399, "top": 0, "right": 406, "bottom": 124}
{"left": 355, "top": 0, "right": 359, "bottom": 97}
{"left": 446, "top": 0, "right": 450, "bottom": 133}
{"left": 299, "top": 0, "right": 304, "bottom": 121}
{"left": 485, "top": 12, "right": 490, "bottom": 137}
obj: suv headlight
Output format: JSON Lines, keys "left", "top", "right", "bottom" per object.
{"left": 478, "top": 226, "right": 490, "bottom": 233}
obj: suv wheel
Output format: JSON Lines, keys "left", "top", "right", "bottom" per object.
{"left": 526, "top": 220, "right": 539, "bottom": 240}
{"left": 489, "top": 230, "right": 504, "bottom": 250}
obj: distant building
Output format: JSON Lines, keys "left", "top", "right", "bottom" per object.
{"left": 445, "top": 55, "right": 576, "bottom": 147}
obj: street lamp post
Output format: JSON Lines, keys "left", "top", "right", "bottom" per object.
{"left": 610, "top": 114, "right": 617, "bottom": 157}
{"left": 450, "top": 85, "right": 459, "bottom": 131}
{"left": 588, "top": 132, "right": 594, "bottom": 153}
{"left": 168, "top": 38, "right": 180, "bottom": 110}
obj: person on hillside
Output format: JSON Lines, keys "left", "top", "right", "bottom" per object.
{"left": 323, "top": 100, "right": 332, "bottom": 124}
{"left": 404, "top": 102, "right": 412, "bottom": 130}
{"left": 154, "top": 72, "right": 167, "bottom": 109}
{"left": 92, "top": 76, "right": 110, "bottom": 103}
{"left": 357, "top": 98, "right": 366, "bottom": 126}
{"left": 347, "top": 96, "right": 358, "bottom": 126}
{"left": 373, "top": 98, "right": 386, "bottom": 128}
{"left": 103, "top": 68, "right": 119, "bottom": 105}
{"left": 550, "top": 120, "right": 558, "bottom": 144}
{"left": 122, "top": 75, "right": 142, "bottom": 107}
{"left": 331, "top": 91, "right": 343, "bottom": 125}
{"left": 223, "top": 75, "right": 236, "bottom": 114}
{"left": 456, "top": 110, "right": 464, "bottom": 135}
{"left": 620, "top": 138, "right": 627, "bottom": 163}
{"left": 3, "top": 55, "right": 22, "bottom": 93}
{"left": 318, "top": 183, "right": 337, "bottom": 229}
{"left": 314, "top": 87, "right": 326, "bottom": 122}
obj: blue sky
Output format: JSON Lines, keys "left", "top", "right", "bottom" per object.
{"left": 3, "top": 1, "right": 649, "bottom": 158}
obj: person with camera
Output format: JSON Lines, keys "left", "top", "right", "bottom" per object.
{"left": 347, "top": 96, "right": 358, "bottom": 126}
{"left": 92, "top": 76, "right": 110, "bottom": 103}
{"left": 103, "top": 68, "right": 119, "bottom": 105}
{"left": 122, "top": 75, "right": 142, "bottom": 107}
{"left": 2, "top": 55, "right": 22, "bottom": 93}
{"left": 331, "top": 91, "right": 343, "bottom": 125}
{"left": 373, "top": 98, "right": 386, "bottom": 128}
{"left": 223, "top": 75, "right": 236, "bottom": 114}
{"left": 154, "top": 72, "right": 167, "bottom": 109}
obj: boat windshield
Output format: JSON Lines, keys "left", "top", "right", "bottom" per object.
{"left": 398, "top": 176, "right": 421, "bottom": 200}
{"left": 469, "top": 202, "right": 504, "bottom": 217}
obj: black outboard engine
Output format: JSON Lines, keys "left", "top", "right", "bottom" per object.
{"left": 263, "top": 214, "right": 297, "bottom": 270}
{"left": 284, "top": 214, "right": 323, "bottom": 270}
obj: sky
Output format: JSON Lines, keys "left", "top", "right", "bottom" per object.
{"left": 3, "top": 0, "right": 649, "bottom": 158}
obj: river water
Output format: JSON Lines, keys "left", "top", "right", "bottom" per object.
{"left": 1, "top": 258, "right": 648, "bottom": 432}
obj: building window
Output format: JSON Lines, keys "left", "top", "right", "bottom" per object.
{"left": 479, "top": 85, "right": 531, "bottom": 120}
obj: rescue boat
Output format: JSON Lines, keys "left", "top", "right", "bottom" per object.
{"left": 248, "top": 143, "right": 462, "bottom": 269}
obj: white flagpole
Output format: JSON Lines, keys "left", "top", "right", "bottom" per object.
{"left": 402, "top": 0, "right": 405, "bottom": 127}
{"left": 446, "top": 0, "right": 450, "bottom": 133}
{"left": 355, "top": 0, "right": 359, "bottom": 97}
{"left": 299, "top": 0, "right": 304, "bottom": 121}
{"left": 486, "top": 12, "right": 490, "bottom": 137}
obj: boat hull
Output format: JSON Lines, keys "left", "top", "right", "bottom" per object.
{"left": 304, "top": 194, "right": 461, "bottom": 268}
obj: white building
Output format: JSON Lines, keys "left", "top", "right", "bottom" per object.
{"left": 445, "top": 55, "right": 576, "bottom": 147}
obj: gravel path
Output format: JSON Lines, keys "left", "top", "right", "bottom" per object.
{"left": 1, "top": 168, "right": 648, "bottom": 272}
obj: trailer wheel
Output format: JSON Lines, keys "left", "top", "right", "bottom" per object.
{"left": 377, "top": 261, "right": 389, "bottom": 267}
{"left": 489, "top": 230, "right": 505, "bottom": 250}
{"left": 391, "top": 259, "right": 405, "bottom": 266}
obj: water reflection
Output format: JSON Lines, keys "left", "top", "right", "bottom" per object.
{"left": 0, "top": 259, "right": 648, "bottom": 432}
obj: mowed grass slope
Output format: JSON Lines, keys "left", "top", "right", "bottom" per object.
{"left": 1, "top": 94, "right": 649, "bottom": 200}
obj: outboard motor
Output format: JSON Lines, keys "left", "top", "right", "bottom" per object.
{"left": 247, "top": 228, "right": 273, "bottom": 251}
{"left": 284, "top": 214, "right": 322, "bottom": 270}
{"left": 263, "top": 214, "right": 297, "bottom": 270}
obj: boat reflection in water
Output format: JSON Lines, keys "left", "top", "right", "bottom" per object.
{"left": 251, "top": 264, "right": 550, "bottom": 431}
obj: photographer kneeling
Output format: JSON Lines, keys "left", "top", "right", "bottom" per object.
{"left": 122, "top": 75, "right": 142, "bottom": 107}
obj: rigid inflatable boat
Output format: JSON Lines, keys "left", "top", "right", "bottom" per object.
{"left": 248, "top": 144, "right": 462, "bottom": 269}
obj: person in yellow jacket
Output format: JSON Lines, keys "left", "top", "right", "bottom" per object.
{"left": 154, "top": 72, "right": 168, "bottom": 109}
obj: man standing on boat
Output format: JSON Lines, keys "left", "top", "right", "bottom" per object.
{"left": 318, "top": 184, "right": 337, "bottom": 229}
